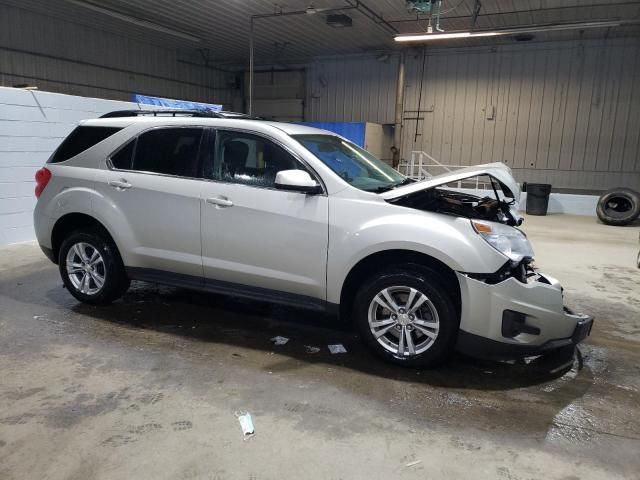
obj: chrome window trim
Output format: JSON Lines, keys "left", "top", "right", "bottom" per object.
{"left": 105, "top": 124, "right": 327, "bottom": 195}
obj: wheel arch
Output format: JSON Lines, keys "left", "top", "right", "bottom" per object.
{"left": 50, "top": 212, "right": 119, "bottom": 264}
{"left": 338, "top": 249, "right": 461, "bottom": 323}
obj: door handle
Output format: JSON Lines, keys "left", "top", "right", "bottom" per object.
{"left": 109, "top": 179, "right": 132, "bottom": 190}
{"left": 206, "top": 196, "right": 233, "bottom": 207}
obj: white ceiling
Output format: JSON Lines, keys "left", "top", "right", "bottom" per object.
{"left": 2, "top": 0, "right": 640, "bottom": 64}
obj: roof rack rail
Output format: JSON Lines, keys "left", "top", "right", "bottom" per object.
{"left": 99, "top": 109, "right": 223, "bottom": 119}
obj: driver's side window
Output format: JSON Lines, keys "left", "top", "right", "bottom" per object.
{"left": 208, "top": 130, "right": 309, "bottom": 188}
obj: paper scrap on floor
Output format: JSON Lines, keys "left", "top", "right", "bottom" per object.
{"left": 271, "top": 336, "right": 289, "bottom": 345}
{"left": 236, "top": 412, "right": 255, "bottom": 439}
{"left": 328, "top": 344, "right": 347, "bottom": 354}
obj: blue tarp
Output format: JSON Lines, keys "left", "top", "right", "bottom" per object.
{"left": 296, "top": 121, "right": 366, "bottom": 147}
{"left": 133, "top": 94, "right": 222, "bottom": 112}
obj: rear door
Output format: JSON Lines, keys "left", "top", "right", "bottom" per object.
{"left": 199, "top": 128, "right": 329, "bottom": 302}
{"left": 94, "top": 126, "right": 205, "bottom": 278}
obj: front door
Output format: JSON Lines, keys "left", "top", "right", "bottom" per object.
{"left": 200, "top": 129, "right": 328, "bottom": 302}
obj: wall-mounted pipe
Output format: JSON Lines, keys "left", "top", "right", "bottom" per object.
{"left": 249, "top": 16, "right": 254, "bottom": 115}
{"left": 247, "top": 1, "right": 395, "bottom": 115}
{"left": 344, "top": 0, "right": 399, "bottom": 34}
{"left": 248, "top": 4, "right": 357, "bottom": 115}
{"left": 392, "top": 52, "right": 405, "bottom": 168}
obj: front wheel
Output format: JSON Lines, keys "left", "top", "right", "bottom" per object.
{"left": 59, "top": 229, "right": 130, "bottom": 305}
{"left": 353, "top": 267, "right": 459, "bottom": 367}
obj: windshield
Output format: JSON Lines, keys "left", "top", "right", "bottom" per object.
{"left": 292, "top": 134, "right": 408, "bottom": 192}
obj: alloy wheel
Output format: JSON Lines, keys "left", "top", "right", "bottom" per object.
{"left": 65, "top": 242, "right": 106, "bottom": 296}
{"left": 367, "top": 285, "right": 440, "bottom": 357}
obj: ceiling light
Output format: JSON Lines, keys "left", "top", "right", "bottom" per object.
{"left": 65, "top": 0, "right": 201, "bottom": 42}
{"left": 394, "top": 19, "right": 630, "bottom": 43}
{"left": 396, "top": 31, "right": 500, "bottom": 42}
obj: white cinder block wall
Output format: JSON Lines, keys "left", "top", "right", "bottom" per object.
{"left": 0, "top": 87, "right": 139, "bottom": 245}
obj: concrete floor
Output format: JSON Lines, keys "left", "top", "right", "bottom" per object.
{"left": 1, "top": 214, "right": 639, "bottom": 480}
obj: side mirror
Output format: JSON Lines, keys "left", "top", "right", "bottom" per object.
{"left": 274, "top": 170, "right": 322, "bottom": 194}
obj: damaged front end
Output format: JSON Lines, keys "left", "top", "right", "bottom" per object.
{"left": 386, "top": 185, "right": 522, "bottom": 226}
{"left": 381, "top": 162, "right": 523, "bottom": 227}
{"left": 455, "top": 265, "right": 593, "bottom": 360}
{"left": 381, "top": 163, "right": 593, "bottom": 359}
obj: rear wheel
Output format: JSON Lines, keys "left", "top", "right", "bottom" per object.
{"left": 59, "top": 230, "right": 130, "bottom": 305}
{"left": 353, "top": 266, "right": 459, "bottom": 367}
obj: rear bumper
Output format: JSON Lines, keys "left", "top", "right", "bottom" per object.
{"left": 455, "top": 270, "right": 593, "bottom": 359}
{"left": 33, "top": 210, "right": 56, "bottom": 263}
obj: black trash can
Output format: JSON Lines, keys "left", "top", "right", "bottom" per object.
{"left": 525, "top": 183, "right": 552, "bottom": 215}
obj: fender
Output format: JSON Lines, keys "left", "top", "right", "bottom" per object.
{"left": 325, "top": 200, "right": 508, "bottom": 304}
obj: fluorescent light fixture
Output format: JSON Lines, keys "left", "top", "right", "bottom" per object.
{"left": 394, "top": 19, "right": 629, "bottom": 43}
{"left": 66, "top": 0, "right": 201, "bottom": 43}
{"left": 396, "top": 31, "right": 501, "bottom": 42}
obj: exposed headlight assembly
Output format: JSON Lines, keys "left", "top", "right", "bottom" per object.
{"left": 471, "top": 220, "right": 534, "bottom": 262}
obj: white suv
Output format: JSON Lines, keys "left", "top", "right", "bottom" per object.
{"left": 33, "top": 110, "right": 593, "bottom": 367}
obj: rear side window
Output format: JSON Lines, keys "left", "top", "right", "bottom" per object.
{"left": 110, "top": 140, "right": 135, "bottom": 170}
{"left": 48, "top": 126, "right": 122, "bottom": 163}
{"left": 132, "top": 128, "right": 203, "bottom": 178}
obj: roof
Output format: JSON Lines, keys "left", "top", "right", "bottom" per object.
{"left": 80, "top": 116, "right": 333, "bottom": 136}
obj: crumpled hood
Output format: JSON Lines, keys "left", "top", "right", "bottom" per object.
{"left": 380, "top": 162, "right": 521, "bottom": 201}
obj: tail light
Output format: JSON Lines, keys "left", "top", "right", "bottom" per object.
{"left": 35, "top": 167, "right": 52, "bottom": 198}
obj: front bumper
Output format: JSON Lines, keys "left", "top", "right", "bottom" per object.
{"left": 455, "top": 269, "right": 593, "bottom": 359}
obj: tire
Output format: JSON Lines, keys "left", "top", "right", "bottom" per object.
{"left": 58, "top": 229, "right": 130, "bottom": 305}
{"left": 596, "top": 187, "right": 640, "bottom": 226}
{"left": 353, "top": 266, "right": 459, "bottom": 368}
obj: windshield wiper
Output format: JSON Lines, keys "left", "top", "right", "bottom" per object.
{"left": 368, "top": 185, "right": 396, "bottom": 193}
{"left": 396, "top": 178, "right": 415, "bottom": 186}
{"left": 368, "top": 178, "right": 414, "bottom": 193}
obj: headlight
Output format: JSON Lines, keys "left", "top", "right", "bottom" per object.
{"left": 471, "top": 220, "right": 534, "bottom": 262}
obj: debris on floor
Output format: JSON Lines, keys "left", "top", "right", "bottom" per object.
{"left": 305, "top": 345, "right": 320, "bottom": 354}
{"left": 405, "top": 460, "right": 422, "bottom": 468}
{"left": 328, "top": 344, "right": 347, "bottom": 354}
{"left": 236, "top": 412, "right": 255, "bottom": 439}
{"left": 270, "top": 336, "right": 289, "bottom": 346}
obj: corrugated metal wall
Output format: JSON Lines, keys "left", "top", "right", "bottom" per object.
{"left": 249, "top": 70, "right": 305, "bottom": 121}
{"left": 0, "top": 3, "right": 238, "bottom": 108}
{"left": 305, "top": 38, "right": 640, "bottom": 191}
{"left": 402, "top": 38, "right": 640, "bottom": 190}
{"left": 306, "top": 57, "right": 398, "bottom": 125}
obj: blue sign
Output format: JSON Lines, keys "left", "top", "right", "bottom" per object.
{"left": 133, "top": 94, "right": 222, "bottom": 112}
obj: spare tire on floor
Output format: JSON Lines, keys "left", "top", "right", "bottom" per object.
{"left": 596, "top": 188, "right": 640, "bottom": 226}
